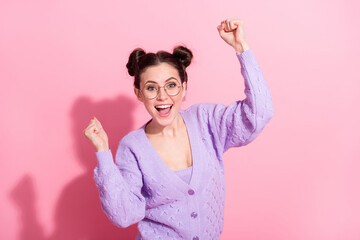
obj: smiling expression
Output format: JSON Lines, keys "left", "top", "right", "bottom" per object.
{"left": 135, "top": 62, "right": 187, "bottom": 128}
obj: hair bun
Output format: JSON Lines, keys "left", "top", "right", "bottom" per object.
{"left": 126, "top": 48, "right": 146, "bottom": 76}
{"left": 172, "top": 46, "right": 193, "bottom": 68}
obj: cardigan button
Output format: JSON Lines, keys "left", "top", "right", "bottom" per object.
{"left": 193, "top": 237, "right": 199, "bottom": 240}
{"left": 188, "top": 189, "right": 195, "bottom": 195}
{"left": 191, "top": 212, "right": 198, "bottom": 218}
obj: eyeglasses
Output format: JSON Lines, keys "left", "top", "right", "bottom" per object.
{"left": 140, "top": 80, "right": 183, "bottom": 100}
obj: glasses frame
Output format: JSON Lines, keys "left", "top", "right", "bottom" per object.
{"left": 139, "top": 80, "right": 183, "bottom": 100}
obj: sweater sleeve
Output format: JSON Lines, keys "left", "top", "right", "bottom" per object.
{"left": 93, "top": 139, "right": 146, "bottom": 228}
{"left": 206, "top": 48, "right": 274, "bottom": 153}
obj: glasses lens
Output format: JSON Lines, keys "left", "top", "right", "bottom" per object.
{"left": 165, "top": 81, "right": 181, "bottom": 96}
{"left": 143, "top": 83, "right": 158, "bottom": 99}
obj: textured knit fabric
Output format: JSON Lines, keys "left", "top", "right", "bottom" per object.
{"left": 94, "top": 48, "right": 274, "bottom": 240}
{"left": 174, "top": 166, "right": 193, "bottom": 185}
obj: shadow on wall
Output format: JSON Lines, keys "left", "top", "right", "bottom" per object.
{"left": 10, "top": 95, "right": 140, "bottom": 240}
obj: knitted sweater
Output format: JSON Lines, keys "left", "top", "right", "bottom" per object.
{"left": 94, "top": 49, "right": 274, "bottom": 240}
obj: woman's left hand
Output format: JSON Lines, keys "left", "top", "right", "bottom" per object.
{"left": 217, "top": 19, "right": 250, "bottom": 54}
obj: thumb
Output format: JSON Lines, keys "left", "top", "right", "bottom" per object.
{"left": 217, "top": 21, "right": 225, "bottom": 30}
{"left": 217, "top": 24, "right": 226, "bottom": 37}
{"left": 93, "top": 116, "right": 104, "bottom": 129}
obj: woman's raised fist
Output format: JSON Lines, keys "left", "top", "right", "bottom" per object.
{"left": 217, "top": 19, "right": 249, "bottom": 53}
{"left": 83, "top": 117, "right": 109, "bottom": 152}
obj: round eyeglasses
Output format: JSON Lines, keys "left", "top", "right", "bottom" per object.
{"left": 140, "top": 80, "right": 183, "bottom": 100}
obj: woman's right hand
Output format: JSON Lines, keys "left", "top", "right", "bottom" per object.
{"left": 83, "top": 117, "right": 109, "bottom": 152}
{"left": 217, "top": 19, "right": 249, "bottom": 54}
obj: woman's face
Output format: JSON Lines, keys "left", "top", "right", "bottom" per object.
{"left": 135, "top": 62, "right": 187, "bottom": 128}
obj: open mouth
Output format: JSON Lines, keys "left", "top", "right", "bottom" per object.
{"left": 155, "top": 104, "right": 173, "bottom": 117}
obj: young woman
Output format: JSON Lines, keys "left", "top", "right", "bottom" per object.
{"left": 83, "top": 19, "right": 274, "bottom": 240}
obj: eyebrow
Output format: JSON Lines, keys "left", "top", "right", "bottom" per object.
{"left": 144, "top": 77, "right": 178, "bottom": 85}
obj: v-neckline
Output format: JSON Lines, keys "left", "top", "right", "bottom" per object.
{"left": 140, "top": 110, "right": 196, "bottom": 187}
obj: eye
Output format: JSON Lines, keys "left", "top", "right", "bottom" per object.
{"left": 146, "top": 85, "right": 157, "bottom": 91}
{"left": 166, "top": 82, "right": 177, "bottom": 88}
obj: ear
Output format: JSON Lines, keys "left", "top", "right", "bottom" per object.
{"left": 134, "top": 88, "right": 144, "bottom": 102}
{"left": 181, "top": 82, "right": 187, "bottom": 98}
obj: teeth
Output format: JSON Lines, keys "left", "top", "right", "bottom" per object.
{"left": 155, "top": 105, "right": 172, "bottom": 109}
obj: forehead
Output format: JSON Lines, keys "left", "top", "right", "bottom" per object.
{"left": 140, "top": 62, "right": 180, "bottom": 84}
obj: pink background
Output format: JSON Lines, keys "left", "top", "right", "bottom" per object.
{"left": 1, "top": 0, "right": 359, "bottom": 239}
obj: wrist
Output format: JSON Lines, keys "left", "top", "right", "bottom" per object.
{"left": 96, "top": 145, "right": 109, "bottom": 152}
{"left": 97, "top": 149, "right": 109, "bottom": 152}
{"left": 234, "top": 40, "right": 250, "bottom": 54}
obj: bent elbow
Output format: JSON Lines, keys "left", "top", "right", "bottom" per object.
{"left": 266, "top": 105, "right": 274, "bottom": 123}
{"left": 251, "top": 105, "right": 274, "bottom": 136}
{"left": 101, "top": 202, "right": 145, "bottom": 228}
{"left": 108, "top": 211, "right": 145, "bottom": 228}
{"left": 260, "top": 101, "right": 274, "bottom": 125}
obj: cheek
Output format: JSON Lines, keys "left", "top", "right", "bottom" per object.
{"left": 143, "top": 100, "right": 155, "bottom": 112}
{"left": 173, "top": 95, "right": 185, "bottom": 106}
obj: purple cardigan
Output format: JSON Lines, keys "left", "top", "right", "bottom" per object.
{"left": 94, "top": 49, "right": 274, "bottom": 240}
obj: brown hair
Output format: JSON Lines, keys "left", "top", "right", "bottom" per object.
{"left": 126, "top": 45, "right": 193, "bottom": 89}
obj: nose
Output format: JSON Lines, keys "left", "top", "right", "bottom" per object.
{"left": 156, "top": 87, "right": 168, "bottom": 100}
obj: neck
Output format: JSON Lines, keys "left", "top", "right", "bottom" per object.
{"left": 145, "top": 113, "right": 184, "bottom": 137}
